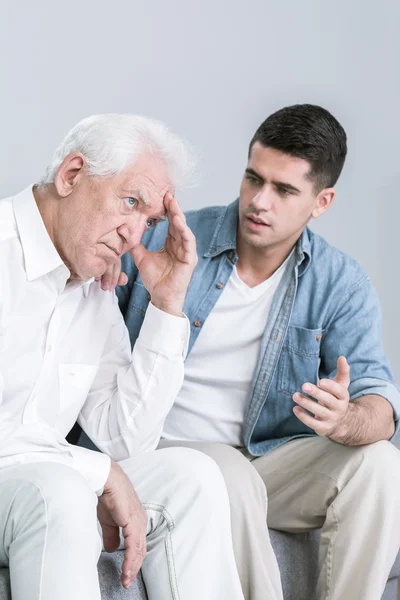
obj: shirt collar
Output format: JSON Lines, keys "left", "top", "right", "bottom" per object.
{"left": 204, "top": 197, "right": 312, "bottom": 275}
{"left": 13, "top": 185, "right": 65, "bottom": 282}
{"left": 204, "top": 198, "right": 239, "bottom": 258}
{"left": 12, "top": 185, "right": 94, "bottom": 295}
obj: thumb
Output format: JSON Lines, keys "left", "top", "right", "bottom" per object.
{"left": 129, "top": 243, "right": 148, "bottom": 267}
{"left": 334, "top": 356, "right": 350, "bottom": 388}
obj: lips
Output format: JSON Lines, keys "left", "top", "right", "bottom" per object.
{"left": 246, "top": 214, "right": 270, "bottom": 226}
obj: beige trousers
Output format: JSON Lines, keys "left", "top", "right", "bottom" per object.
{"left": 158, "top": 437, "right": 400, "bottom": 600}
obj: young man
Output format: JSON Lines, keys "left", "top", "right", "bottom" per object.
{"left": 0, "top": 114, "right": 244, "bottom": 600}
{"left": 119, "top": 104, "right": 400, "bottom": 600}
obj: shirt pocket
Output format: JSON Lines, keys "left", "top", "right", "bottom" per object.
{"left": 277, "top": 326, "right": 323, "bottom": 397}
{"left": 58, "top": 364, "right": 99, "bottom": 413}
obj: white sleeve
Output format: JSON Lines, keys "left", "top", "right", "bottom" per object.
{"left": 0, "top": 423, "right": 112, "bottom": 496}
{"left": 78, "top": 300, "right": 189, "bottom": 461}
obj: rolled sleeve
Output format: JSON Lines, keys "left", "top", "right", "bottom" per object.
{"left": 350, "top": 377, "right": 400, "bottom": 438}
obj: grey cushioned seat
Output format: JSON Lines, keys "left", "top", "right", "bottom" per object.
{"left": 1, "top": 529, "right": 399, "bottom": 599}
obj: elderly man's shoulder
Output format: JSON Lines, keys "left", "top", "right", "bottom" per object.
{"left": 0, "top": 197, "right": 18, "bottom": 245}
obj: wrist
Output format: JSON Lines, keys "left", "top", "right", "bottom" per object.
{"left": 150, "top": 296, "right": 185, "bottom": 318}
{"left": 103, "top": 460, "right": 119, "bottom": 493}
{"left": 328, "top": 403, "right": 355, "bottom": 444}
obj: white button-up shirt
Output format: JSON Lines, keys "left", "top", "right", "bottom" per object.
{"left": 0, "top": 186, "right": 189, "bottom": 494}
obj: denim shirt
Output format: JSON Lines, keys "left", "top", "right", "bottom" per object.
{"left": 118, "top": 199, "right": 400, "bottom": 456}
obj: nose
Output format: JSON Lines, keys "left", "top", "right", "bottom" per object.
{"left": 251, "top": 185, "right": 274, "bottom": 212}
{"left": 117, "top": 214, "right": 145, "bottom": 251}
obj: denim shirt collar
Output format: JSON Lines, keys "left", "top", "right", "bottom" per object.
{"left": 203, "top": 197, "right": 312, "bottom": 276}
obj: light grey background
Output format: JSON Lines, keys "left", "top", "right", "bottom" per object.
{"left": 1, "top": 0, "right": 399, "bottom": 380}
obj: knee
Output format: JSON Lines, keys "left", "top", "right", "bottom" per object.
{"left": 9, "top": 463, "right": 99, "bottom": 549}
{"left": 157, "top": 446, "right": 230, "bottom": 507}
{"left": 197, "top": 443, "right": 267, "bottom": 505}
{"left": 360, "top": 440, "right": 400, "bottom": 482}
{"left": 29, "top": 463, "right": 98, "bottom": 537}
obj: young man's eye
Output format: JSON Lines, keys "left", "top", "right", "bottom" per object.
{"left": 125, "top": 197, "right": 138, "bottom": 208}
{"left": 246, "top": 175, "right": 260, "bottom": 185}
{"left": 277, "top": 188, "right": 290, "bottom": 197}
{"left": 146, "top": 218, "right": 157, "bottom": 228}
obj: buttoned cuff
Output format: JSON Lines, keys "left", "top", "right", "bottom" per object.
{"left": 69, "top": 444, "right": 111, "bottom": 496}
{"left": 137, "top": 302, "right": 189, "bottom": 358}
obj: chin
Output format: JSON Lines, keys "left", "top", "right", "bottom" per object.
{"left": 242, "top": 231, "right": 272, "bottom": 248}
{"left": 77, "top": 259, "right": 108, "bottom": 281}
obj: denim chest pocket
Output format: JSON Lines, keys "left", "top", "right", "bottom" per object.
{"left": 278, "top": 325, "right": 323, "bottom": 397}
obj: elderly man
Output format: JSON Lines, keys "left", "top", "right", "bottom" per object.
{"left": 119, "top": 104, "right": 400, "bottom": 600}
{"left": 0, "top": 114, "right": 244, "bottom": 600}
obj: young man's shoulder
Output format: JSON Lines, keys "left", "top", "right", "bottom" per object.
{"left": 185, "top": 204, "right": 226, "bottom": 223}
{"left": 307, "top": 228, "right": 369, "bottom": 289}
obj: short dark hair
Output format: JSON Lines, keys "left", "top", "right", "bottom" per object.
{"left": 249, "top": 104, "right": 347, "bottom": 192}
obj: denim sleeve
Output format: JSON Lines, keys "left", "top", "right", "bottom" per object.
{"left": 319, "top": 276, "right": 400, "bottom": 436}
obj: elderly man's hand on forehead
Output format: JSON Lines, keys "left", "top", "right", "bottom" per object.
{"left": 100, "top": 192, "right": 197, "bottom": 317}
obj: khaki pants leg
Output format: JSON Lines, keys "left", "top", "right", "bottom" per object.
{"left": 252, "top": 436, "right": 400, "bottom": 600}
{"left": 158, "top": 439, "right": 283, "bottom": 600}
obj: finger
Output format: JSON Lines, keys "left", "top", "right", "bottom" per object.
{"left": 118, "top": 272, "right": 129, "bottom": 286}
{"left": 129, "top": 243, "right": 148, "bottom": 268}
{"left": 165, "top": 192, "right": 186, "bottom": 224}
{"left": 318, "top": 378, "right": 349, "bottom": 400}
{"left": 100, "top": 522, "right": 121, "bottom": 553}
{"left": 333, "top": 356, "right": 350, "bottom": 387}
{"left": 293, "top": 392, "right": 331, "bottom": 420}
{"left": 300, "top": 383, "right": 338, "bottom": 406}
{"left": 164, "top": 216, "right": 196, "bottom": 265}
{"left": 121, "top": 530, "right": 146, "bottom": 588}
{"left": 170, "top": 214, "right": 196, "bottom": 252}
{"left": 111, "top": 260, "right": 122, "bottom": 290}
{"left": 293, "top": 406, "right": 331, "bottom": 436}
{"left": 101, "top": 265, "right": 114, "bottom": 291}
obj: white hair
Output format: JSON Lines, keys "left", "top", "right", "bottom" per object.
{"left": 41, "top": 114, "right": 196, "bottom": 188}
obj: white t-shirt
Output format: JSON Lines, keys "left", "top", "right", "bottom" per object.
{"left": 162, "top": 254, "right": 292, "bottom": 447}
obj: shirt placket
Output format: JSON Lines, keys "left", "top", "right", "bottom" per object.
{"left": 21, "top": 269, "right": 70, "bottom": 424}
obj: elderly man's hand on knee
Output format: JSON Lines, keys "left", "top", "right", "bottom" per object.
{"left": 98, "top": 461, "right": 147, "bottom": 590}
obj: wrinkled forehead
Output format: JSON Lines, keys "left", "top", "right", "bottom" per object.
{"left": 118, "top": 152, "right": 174, "bottom": 207}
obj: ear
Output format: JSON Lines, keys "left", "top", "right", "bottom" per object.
{"left": 54, "top": 152, "right": 86, "bottom": 198}
{"left": 311, "top": 187, "right": 335, "bottom": 219}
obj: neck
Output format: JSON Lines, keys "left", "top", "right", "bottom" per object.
{"left": 236, "top": 228, "right": 300, "bottom": 287}
{"left": 33, "top": 184, "right": 77, "bottom": 279}
{"left": 33, "top": 184, "right": 58, "bottom": 245}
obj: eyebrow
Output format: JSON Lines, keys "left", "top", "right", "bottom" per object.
{"left": 122, "top": 188, "right": 168, "bottom": 220}
{"left": 136, "top": 190, "right": 152, "bottom": 207}
{"left": 245, "top": 168, "right": 302, "bottom": 195}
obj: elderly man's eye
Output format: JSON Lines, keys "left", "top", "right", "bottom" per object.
{"left": 125, "top": 197, "right": 138, "bottom": 208}
{"left": 146, "top": 218, "right": 156, "bottom": 228}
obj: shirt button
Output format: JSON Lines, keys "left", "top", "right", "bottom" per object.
{"left": 228, "top": 251, "right": 234, "bottom": 260}
{"left": 194, "top": 320, "right": 202, "bottom": 327}
{"left": 47, "top": 345, "right": 53, "bottom": 353}
{"left": 316, "top": 334, "right": 322, "bottom": 342}
{"left": 216, "top": 282, "right": 224, "bottom": 289}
